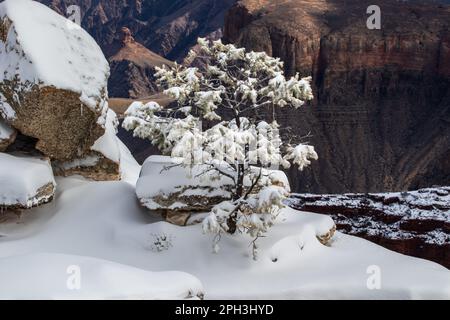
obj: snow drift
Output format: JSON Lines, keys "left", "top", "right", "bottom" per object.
{"left": 0, "top": 253, "right": 203, "bottom": 300}
{"left": 0, "top": 173, "right": 448, "bottom": 299}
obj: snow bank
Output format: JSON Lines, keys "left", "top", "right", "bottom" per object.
{"left": 0, "top": 0, "right": 109, "bottom": 113}
{"left": 0, "top": 177, "right": 448, "bottom": 299}
{"left": 0, "top": 253, "right": 203, "bottom": 300}
{"left": 0, "top": 153, "right": 55, "bottom": 208}
{"left": 0, "top": 118, "right": 14, "bottom": 140}
{"left": 91, "top": 109, "right": 121, "bottom": 163}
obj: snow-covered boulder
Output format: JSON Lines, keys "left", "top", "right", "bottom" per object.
{"left": 137, "top": 156, "right": 234, "bottom": 225}
{"left": 0, "top": 117, "right": 16, "bottom": 151}
{"left": 136, "top": 155, "right": 293, "bottom": 226}
{"left": 52, "top": 109, "right": 122, "bottom": 181}
{"left": 0, "top": 0, "right": 109, "bottom": 161}
{"left": 0, "top": 153, "right": 56, "bottom": 209}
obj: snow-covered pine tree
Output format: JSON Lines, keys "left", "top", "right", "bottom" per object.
{"left": 123, "top": 38, "right": 318, "bottom": 259}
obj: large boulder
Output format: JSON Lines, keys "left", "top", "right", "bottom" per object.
{"left": 0, "top": 117, "right": 15, "bottom": 151}
{"left": 136, "top": 156, "right": 292, "bottom": 226}
{"left": 0, "top": 0, "right": 110, "bottom": 161}
{"left": 0, "top": 153, "right": 56, "bottom": 210}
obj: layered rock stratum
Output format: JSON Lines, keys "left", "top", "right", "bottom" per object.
{"left": 289, "top": 187, "right": 450, "bottom": 268}
{"left": 224, "top": 0, "right": 450, "bottom": 194}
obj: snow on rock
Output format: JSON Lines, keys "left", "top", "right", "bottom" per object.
{"left": 0, "top": 253, "right": 203, "bottom": 300}
{"left": 136, "top": 155, "right": 291, "bottom": 225}
{"left": 136, "top": 156, "right": 235, "bottom": 224}
{"left": 52, "top": 109, "right": 141, "bottom": 183}
{"left": 0, "top": 117, "right": 16, "bottom": 151}
{"left": 0, "top": 0, "right": 109, "bottom": 112}
{"left": 0, "top": 0, "right": 110, "bottom": 161}
{"left": 0, "top": 153, "right": 55, "bottom": 208}
{"left": 0, "top": 177, "right": 448, "bottom": 299}
{"left": 91, "top": 109, "right": 121, "bottom": 164}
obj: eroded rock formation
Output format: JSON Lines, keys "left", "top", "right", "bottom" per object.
{"left": 289, "top": 187, "right": 450, "bottom": 268}
{"left": 38, "top": 0, "right": 236, "bottom": 61}
{"left": 224, "top": 0, "right": 450, "bottom": 193}
{"left": 108, "top": 27, "right": 174, "bottom": 99}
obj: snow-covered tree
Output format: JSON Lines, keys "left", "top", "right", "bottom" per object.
{"left": 123, "top": 38, "right": 318, "bottom": 258}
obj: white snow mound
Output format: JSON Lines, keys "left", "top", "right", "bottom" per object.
{"left": 0, "top": 253, "right": 203, "bottom": 300}
{"left": 91, "top": 108, "right": 121, "bottom": 164}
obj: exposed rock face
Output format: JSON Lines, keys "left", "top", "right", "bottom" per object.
{"left": 108, "top": 27, "right": 174, "bottom": 99}
{"left": 0, "top": 0, "right": 110, "bottom": 162}
{"left": 1, "top": 85, "right": 106, "bottom": 161}
{"left": 38, "top": 0, "right": 236, "bottom": 61}
{"left": 224, "top": 0, "right": 450, "bottom": 193}
{"left": 289, "top": 187, "right": 450, "bottom": 268}
{"left": 0, "top": 153, "right": 56, "bottom": 210}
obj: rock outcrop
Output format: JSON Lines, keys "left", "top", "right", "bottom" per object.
{"left": 38, "top": 0, "right": 236, "bottom": 61}
{"left": 0, "top": 0, "right": 110, "bottom": 162}
{"left": 0, "top": 153, "right": 56, "bottom": 210}
{"left": 224, "top": 0, "right": 450, "bottom": 193}
{"left": 289, "top": 187, "right": 450, "bottom": 268}
{"left": 108, "top": 27, "right": 174, "bottom": 99}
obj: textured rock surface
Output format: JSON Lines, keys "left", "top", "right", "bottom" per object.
{"left": 289, "top": 187, "right": 450, "bottom": 268}
{"left": 108, "top": 27, "right": 174, "bottom": 99}
{"left": 0, "top": 0, "right": 110, "bottom": 161}
{"left": 1, "top": 86, "right": 107, "bottom": 161}
{"left": 224, "top": 0, "right": 450, "bottom": 193}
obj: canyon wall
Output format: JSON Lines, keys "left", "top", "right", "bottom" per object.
{"left": 224, "top": 0, "right": 450, "bottom": 193}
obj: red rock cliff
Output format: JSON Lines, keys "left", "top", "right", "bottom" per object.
{"left": 224, "top": 0, "right": 450, "bottom": 193}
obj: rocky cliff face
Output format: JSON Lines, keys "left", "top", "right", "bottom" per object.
{"left": 289, "top": 187, "right": 450, "bottom": 268}
{"left": 107, "top": 27, "right": 174, "bottom": 98}
{"left": 224, "top": 0, "right": 450, "bottom": 193}
{"left": 38, "top": 0, "right": 236, "bottom": 60}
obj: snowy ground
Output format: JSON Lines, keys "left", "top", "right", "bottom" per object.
{"left": 0, "top": 160, "right": 449, "bottom": 299}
